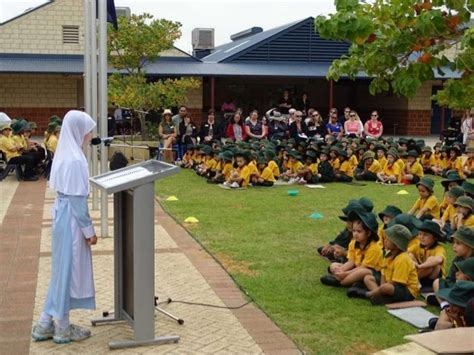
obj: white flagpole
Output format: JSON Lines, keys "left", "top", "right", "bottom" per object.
{"left": 84, "top": 0, "right": 92, "bottom": 168}
{"left": 98, "top": 0, "right": 109, "bottom": 237}
{"left": 91, "top": 0, "right": 99, "bottom": 210}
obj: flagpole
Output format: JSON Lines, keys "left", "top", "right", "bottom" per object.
{"left": 98, "top": 0, "right": 109, "bottom": 237}
{"left": 91, "top": 0, "right": 99, "bottom": 211}
{"left": 84, "top": 0, "right": 92, "bottom": 168}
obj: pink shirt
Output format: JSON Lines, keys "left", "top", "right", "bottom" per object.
{"left": 345, "top": 120, "right": 360, "bottom": 135}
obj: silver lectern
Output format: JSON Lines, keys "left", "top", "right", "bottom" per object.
{"left": 89, "top": 160, "right": 179, "bottom": 349}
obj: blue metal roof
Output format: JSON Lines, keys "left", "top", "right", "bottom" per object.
{"left": 202, "top": 17, "right": 351, "bottom": 63}
{"left": 0, "top": 53, "right": 460, "bottom": 79}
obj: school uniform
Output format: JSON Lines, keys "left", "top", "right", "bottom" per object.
{"left": 405, "top": 160, "right": 424, "bottom": 182}
{"left": 382, "top": 162, "right": 401, "bottom": 182}
{"left": 377, "top": 224, "right": 385, "bottom": 248}
{"left": 410, "top": 242, "right": 447, "bottom": 277}
{"left": 410, "top": 194, "right": 440, "bottom": 218}
{"left": 377, "top": 156, "right": 388, "bottom": 170}
{"left": 248, "top": 160, "right": 259, "bottom": 176}
{"left": 356, "top": 160, "right": 381, "bottom": 181}
{"left": 463, "top": 157, "right": 474, "bottom": 177}
{"left": 267, "top": 160, "right": 280, "bottom": 178}
{"left": 330, "top": 157, "right": 340, "bottom": 170}
{"left": 348, "top": 154, "right": 358, "bottom": 170}
{"left": 221, "top": 162, "right": 233, "bottom": 181}
{"left": 407, "top": 237, "right": 420, "bottom": 255}
{"left": 381, "top": 251, "right": 419, "bottom": 301}
{"left": 288, "top": 160, "right": 304, "bottom": 175}
{"left": 317, "top": 161, "right": 335, "bottom": 182}
{"left": 395, "top": 158, "right": 405, "bottom": 172}
{"left": 0, "top": 133, "right": 36, "bottom": 178}
{"left": 237, "top": 165, "right": 251, "bottom": 187}
{"left": 337, "top": 160, "right": 353, "bottom": 182}
{"left": 452, "top": 213, "right": 474, "bottom": 228}
{"left": 437, "top": 256, "right": 465, "bottom": 290}
{"left": 347, "top": 239, "right": 383, "bottom": 271}
{"left": 446, "top": 157, "right": 464, "bottom": 178}
{"left": 254, "top": 166, "right": 275, "bottom": 187}
{"left": 421, "top": 155, "right": 436, "bottom": 172}
{"left": 46, "top": 134, "right": 58, "bottom": 153}
{"left": 442, "top": 204, "right": 456, "bottom": 234}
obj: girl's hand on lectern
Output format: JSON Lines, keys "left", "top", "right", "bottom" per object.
{"left": 87, "top": 236, "right": 98, "bottom": 246}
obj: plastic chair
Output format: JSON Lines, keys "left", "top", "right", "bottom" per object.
{"left": 0, "top": 151, "right": 22, "bottom": 181}
{"left": 156, "top": 143, "right": 182, "bottom": 161}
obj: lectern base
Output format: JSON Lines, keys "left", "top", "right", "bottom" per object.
{"left": 109, "top": 335, "right": 180, "bottom": 350}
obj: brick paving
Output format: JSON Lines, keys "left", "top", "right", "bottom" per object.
{"left": 0, "top": 177, "right": 300, "bottom": 354}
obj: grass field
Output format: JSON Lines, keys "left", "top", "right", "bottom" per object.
{"left": 155, "top": 170, "right": 454, "bottom": 354}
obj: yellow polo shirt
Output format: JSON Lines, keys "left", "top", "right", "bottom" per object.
{"left": 382, "top": 252, "right": 419, "bottom": 298}
{"left": 421, "top": 155, "right": 436, "bottom": 168}
{"left": 368, "top": 160, "right": 382, "bottom": 174}
{"left": 377, "top": 156, "right": 387, "bottom": 169}
{"left": 0, "top": 135, "right": 21, "bottom": 161}
{"left": 288, "top": 160, "right": 304, "bottom": 175}
{"left": 411, "top": 195, "right": 440, "bottom": 218}
{"left": 46, "top": 134, "right": 58, "bottom": 153}
{"left": 442, "top": 204, "right": 456, "bottom": 223}
{"left": 267, "top": 160, "right": 280, "bottom": 178}
{"left": 205, "top": 157, "right": 218, "bottom": 170}
{"left": 382, "top": 163, "right": 400, "bottom": 181}
{"left": 349, "top": 155, "right": 358, "bottom": 170}
{"left": 306, "top": 162, "right": 318, "bottom": 175}
{"left": 395, "top": 158, "right": 405, "bottom": 171}
{"left": 260, "top": 166, "right": 275, "bottom": 182}
{"left": 410, "top": 243, "right": 446, "bottom": 277}
{"left": 330, "top": 157, "right": 340, "bottom": 170}
{"left": 407, "top": 161, "right": 424, "bottom": 177}
{"left": 222, "top": 163, "right": 233, "bottom": 180}
{"left": 12, "top": 135, "right": 28, "bottom": 150}
{"left": 248, "top": 161, "right": 259, "bottom": 176}
{"left": 339, "top": 160, "right": 353, "bottom": 177}
{"left": 347, "top": 239, "right": 383, "bottom": 271}
{"left": 237, "top": 165, "right": 251, "bottom": 187}
{"left": 407, "top": 237, "right": 420, "bottom": 255}
{"left": 452, "top": 213, "right": 474, "bottom": 228}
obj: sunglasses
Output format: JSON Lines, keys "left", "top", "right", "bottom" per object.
{"left": 350, "top": 114, "right": 356, "bottom": 117}
{"left": 371, "top": 114, "right": 378, "bottom": 117}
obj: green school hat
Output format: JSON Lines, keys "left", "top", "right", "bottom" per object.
{"left": 418, "top": 220, "right": 445, "bottom": 241}
{"left": 359, "top": 197, "right": 374, "bottom": 212}
{"left": 436, "top": 280, "right": 474, "bottom": 308}
{"left": 200, "top": 145, "right": 213, "bottom": 155}
{"left": 388, "top": 213, "right": 422, "bottom": 238}
{"left": 339, "top": 202, "right": 365, "bottom": 221}
{"left": 441, "top": 171, "right": 465, "bottom": 189}
{"left": 362, "top": 151, "right": 375, "bottom": 161}
{"left": 387, "top": 148, "right": 399, "bottom": 159}
{"left": 447, "top": 186, "right": 466, "bottom": 199}
{"left": 256, "top": 156, "right": 267, "bottom": 165}
{"left": 422, "top": 146, "right": 433, "bottom": 153}
{"left": 434, "top": 142, "right": 442, "bottom": 148}
{"left": 375, "top": 144, "right": 387, "bottom": 153}
{"left": 450, "top": 226, "right": 474, "bottom": 248}
{"left": 220, "top": 151, "right": 234, "bottom": 161}
{"left": 306, "top": 150, "right": 317, "bottom": 159}
{"left": 288, "top": 150, "right": 302, "bottom": 160}
{"left": 47, "top": 122, "right": 58, "bottom": 134}
{"left": 416, "top": 177, "right": 435, "bottom": 192}
{"left": 462, "top": 181, "right": 474, "bottom": 197}
{"left": 407, "top": 150, "right": 419, "bottom": 158}
{"left": 455, "top": 257, "right": 474, "bottom": 280}
{"left": 384, "top": 224, "right": 412, "bottom": 251}
{"left": 454, "top": 196, "right": 474, "bottom": 212}
{"left": 378, "top": 205, "right": 403, "bottom": 221}
{"left": 11, "top": 119, "right": 26, "bottom": 134}
{"left": 26, "top": 121, "right": 37, "bottom": 130}
{"left": 347, "top": 210, "right": 379, "bottom": 238}
{"left": 338, "top": 149, "right": 348, "bottom": 159}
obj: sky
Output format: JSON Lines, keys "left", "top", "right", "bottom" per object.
{"left": 0, "top": 0, "right": 337, "bottom": 53}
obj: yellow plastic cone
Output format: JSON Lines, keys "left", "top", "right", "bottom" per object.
{"left": 166, "top": 196, "right": 179, "bottom": 201}
{"left": 397, "top": 190, "right": 409, "bottom": 195}
{"left": 184, "top": 217, "right": 199, "bottom": 223}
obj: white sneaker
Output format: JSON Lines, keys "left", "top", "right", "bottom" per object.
{"left": 31, "top": 322, "right": 54, "bottom": 341}
{"left": 223, "top": 181, "right": 230, "bottom": 186}
{"left": 230, "top": 182, "right": 240, "bottom": 188}
{"left": 53, "top": 324, "right": 91, "bottom": 344}
{"left": 288, "top": 178, "right": 297, "bottom": 184}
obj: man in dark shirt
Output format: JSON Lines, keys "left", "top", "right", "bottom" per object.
{"left": 278, "top": 90, "right": 293, "bottom": 115}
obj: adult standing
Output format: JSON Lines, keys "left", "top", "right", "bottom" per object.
{"left": 200, "top": 109, "right": 222, "bottom": 144}
{"left": 461, "top": 109, "right": 474, "bottom": 145}
{"left": 172, "top": 106, "right": 187, "bottom": 133}
{"left": 245, "top": 110, "right": 268, "bottom": 140}
{"left": 225, "top": 112, "right": 247, "bottom": 142}
{"left": 364, "top": 110, "right": 384, "bottom": 139}
{"left": 296, "top": 93, "right": 310, "bottom": 116}
{"left": 278, "top": 90, "right": 293, "bottom": 115}
{"left": 344, "top": 111, "right": 363, "bottom": 138}
{"left": 32, "top": 110, "right": 97, "bottom": 343}
{"left": 113, "top": 104, "right": 122, "bottom": 134}
{"left": 159, "top": 109, "right": 178, "bottom": 162}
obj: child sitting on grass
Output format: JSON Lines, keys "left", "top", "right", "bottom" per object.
{"left": 434, "top": 281, "right": 474, "bottom": 330}
{"left": 408, "top": 177, "right": 440, "bottom": 219}
{"left": 377, "top": 205, "right": 403, "bottom": 248}
{"left": 409, "top": 220, "right": 447, "bottom": 289}
{"left": 429, "top": 226, "right": 474, "bottom": 307}
{"left": 252, "top": 156, "right": 275, "bottom": 187}
{"left": 297, "top": 150, "right": 318, "bottom": 184}
{"left": 376, "top": 150, "right": 400, "bottom": 184}
{"left": 401, "top": 150, "right": 424, "bottom": 184}
{"left": 452, "top": 196, "right": 474, "bottom": 231}
{"left": 225, "top": 151, "right": 251, "bottom": 188}
{"left": 209, "top": 151, "right": 233, "bottom": 184}
{"left": 352, "top": 224, "right": 419, "bottom": 304}
{"left": 320, "top": 209, "right": 382, "bottom": 289}
{"left": 281, "top": 151, "right": 303, "bottom": 183}
{"left": 264, "top": 149, "right": 280, "bottom": 179}
{"left": 437, "top": 186, "right": 465, "bottom": 236}
{"left": 335, "top": 149, "right": 353, "bottom": 182}
{"left": 315, "top": 149, "right": 335, "bottom": 183}
{"left": 462, "top": 147, "right": 474, "bottom": 178}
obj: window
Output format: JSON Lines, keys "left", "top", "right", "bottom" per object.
{"left": 62, "top": 25, "right": 79, "bottom": 44}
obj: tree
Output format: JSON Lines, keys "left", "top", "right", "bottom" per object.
{"left": 108, "top": 13, "right": 199, "bottom": 138}
{"left": 315, "top": 0, "right": 473, "bottom": 109}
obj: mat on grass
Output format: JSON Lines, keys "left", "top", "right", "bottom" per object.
{"left": 387, "top": 307, "right": 437, "bottom": 328}
{"left": 405, "top": 328, "right": 474, "bottom": 354}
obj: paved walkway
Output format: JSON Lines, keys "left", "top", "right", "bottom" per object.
{"left": 0, "top": 176, "right": 300, "bottom": 354}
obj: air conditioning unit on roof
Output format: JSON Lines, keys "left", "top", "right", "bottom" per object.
{"left": 192, "top": 28, "right": 215, "bottom": 50}
{"left": 115, "top": 7, "right": 131, "bottom": 18}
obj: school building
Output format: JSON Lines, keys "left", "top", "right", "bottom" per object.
{"left": 0, "top": 0, "right": 459, "bottom": 135}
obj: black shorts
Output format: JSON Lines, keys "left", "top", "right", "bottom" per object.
{"left": 389, "top": 284, "right": 415, "bottom": 303}
{"left": 412, "top": 175, "right": 421, "bottom": 184}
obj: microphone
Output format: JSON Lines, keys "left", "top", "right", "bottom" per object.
{"left": 91, "top": 137, "right": 114, "bottom": 146}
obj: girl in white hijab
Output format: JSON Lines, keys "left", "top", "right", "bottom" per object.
{"left": 32, "top": 110, "right": 98, "bottom": 344}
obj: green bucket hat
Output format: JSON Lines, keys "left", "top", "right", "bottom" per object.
{"left": 256, "top": 156, "right": 267, "bottom": 165}
{"left": 454, "top": 196, "right": 474, "bottom": 212}
{"left": 418, "top": 220, "right": 445, "bottom": 241}
{"left": 362, "top": 151, "right": 375, "bottom": 161}
{"left": 422, "top": 146, "right": 433, "bottom": 153}
{"left": 338, "top": 149, "right": 348, "bottom": 159}
{"left": 454, "top": 257, "right": 474, "bottom": 280}
{"left": 306, "top": 150, "right": 317, "bottom": 159}
{"left": 347, "top": 210, "right": 379, "bottom": 238}
{"left": 11, "top": 119, "right": 26, "bottom": 134}
{"left": 407, "top": 150, "right": 419, "bottom": 158}
{"left": 200, "top": 145, "right": 213, "bottom": 155}
{"left": 220, "top": 151, "right": 234, "bottom": 161}
{"left": 447, "top": 186, "right": 465, "bottom": 199}
{"left": 416, "top": 177, "right": 435, "bottom": 192}
{"left": 378, "top": 205, "right": 403, "bottom": 221}
{"left": 288, "top": 150, "right": 302, "bottom": 160}
{"left": 387, "top": 148, "right": 399, "bottom": 159}
{"left": 47, "top": 122, "right": 58, "bottom": 134}
{"left": 384, "top": 224, "right": 412, "bottom": 251}
{"left": 26, "top": 121, "right": 37, "bottom": 131}
{"left": 441, "top": 171, "right": 465, "bottom": 189}
{"left": 436, "top": 280, "right": 474, "bottom": 308}
{"left": 339, "top": 201, "right": 365, "bottom": 221}
{"left": 450, "top": 226, "right": 474, "bottom": 248}
{"left": 359, "top": 197, "right": 374, "bottom": 212}
{"left": 388, "top": 213, "right": 422, "bottom": 238}
{"left": 462, "top": 181, "right": 474, "bottom": 197}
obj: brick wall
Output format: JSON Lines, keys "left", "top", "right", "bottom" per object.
{"left": 0, "top": 107, "right": 71, "bottom": 133}
{"left": 0, "top": 0, "right": 84, "bottom": 55}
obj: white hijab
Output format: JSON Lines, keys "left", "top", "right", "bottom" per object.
{"left": 49, "top": 110, "right": 96, "bottom": 196}
{"left": 0, "top": 112, "right": 12, "bottom": 123}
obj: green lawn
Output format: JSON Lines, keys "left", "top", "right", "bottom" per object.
{"left": 155, "top": 170, "right": 454, "bottom": 354}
